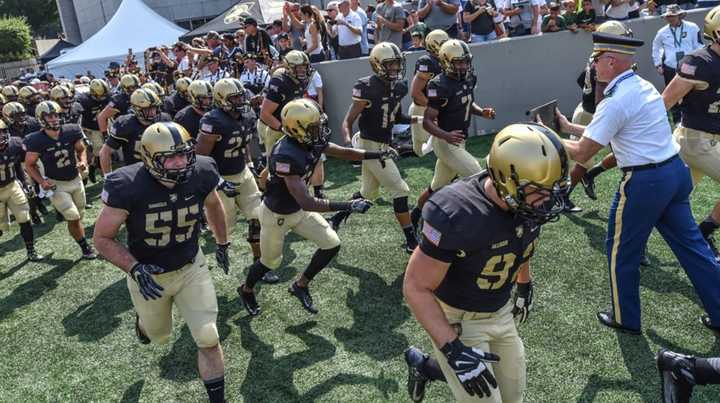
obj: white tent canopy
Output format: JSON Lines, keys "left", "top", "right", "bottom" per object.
{"left": 47, "top": 0, "right": 187, "bottom": 78}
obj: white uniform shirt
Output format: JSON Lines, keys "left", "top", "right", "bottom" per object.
{"left": 652, "top": 20, "right": 703, "bottom": 69}
{"left": 336, "top": 11, "right": 363, "bottom": 46}
{"left": 306, "top": 70, "right": 323, "bottom": 98}
{"left": 198, "top": 69, "right": 229, "bottom": 85}
{"left": 584, "top": 70, "right": 680, "bottom": 168}
{"left": 239, "top": 67, "right": 270, "bottom": 95}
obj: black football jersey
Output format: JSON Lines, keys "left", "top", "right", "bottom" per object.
{"left": 199, "top": 108, "right": 252, "bottom": 176}
{"left": 22, "top": 125, "right": 84, "bottom": 181}
{"left": 60, "top": 101, "right": 84, "bottom": 126}
{"left": 263, "top": 72, "right": 305, "bottom": 121}
{"left": 427, "top": 73, "right": 477, "bottom": 138}
{"left": 265, "top": 136, "right": 326, "bottom": 215}
{"left": 677, "top": 46, "right": 720, "bottom": 134}
{"left": 8, "top": 117, "right": 41, "bottom": 139}
{"left": 164, "top": 91, "right": 190, "bottom": 116}
{"left": 419, "top": 172, "right": 540, "bottom": 313}
{"left": 109, "top": 92, "right": 131, "bottom": 115}
{"left": 106, "top": 113, "right": 172, "bottom": 166}
{"left": 352, "top": 75, "right": 408, "bottom": 144}
{"left": 174, "top": 105, "right": 204, "bottom": 139}
{"left": 0, "top": 137, "right": 25, "bottom": 187}
{"left": 77, "top": 92, "right": 108, "bottom": 130}
{"left": 414, "top": 55, "right": 442, "bottom": 96}
{"left": 101, "top": 157, "right": 220, "bottom": 272}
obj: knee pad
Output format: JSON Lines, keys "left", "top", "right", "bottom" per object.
{"left": 247, "top": 219, "right": 261, "bottom": 243}
{"left": 192, "top": 323, "right": 220, "bottom": 349}
{"left": 393, "top": 196, "right": 409, "bottom": 214}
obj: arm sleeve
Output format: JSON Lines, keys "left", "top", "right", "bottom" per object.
{"left": 426, "top": 79, "right": 446, "bottom": 110}
{"left": 417, "top": 201, "right": 460, "bottom": 263}
{"left": 270, "top": 154, "right": 306, "bottom": 177}
{"left": 100, "top": 172, "right": 131, "bottom": 210}
{"left": 264, "top": 77, "right": 286, "bottom": 104}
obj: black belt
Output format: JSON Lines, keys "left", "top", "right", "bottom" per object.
{"left": 621, "top": 154, "right": 679, "bottom": 173}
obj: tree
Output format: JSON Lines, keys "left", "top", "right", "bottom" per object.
{"left": 0, "top": 16, "right": 33, "bottom": 62}
{"left": 0, "top": 0, "right": 60, "bottom": 37}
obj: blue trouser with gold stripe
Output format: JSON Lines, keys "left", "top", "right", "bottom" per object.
{"left": 606, "top": 156, "right": 720, "bottom": 330}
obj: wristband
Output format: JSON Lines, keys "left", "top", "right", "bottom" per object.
{"left": 328, "top": 201, "right": 352, "bottom": 211}
{"left": 363, "top": 151, "right": 383, "bottom": 160}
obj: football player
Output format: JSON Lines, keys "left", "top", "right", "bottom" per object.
{"left": 237, "top": 99, "right": 393, "bottom": 316}
{"left": 2, "top": 102, "right": 41, "bottom": 138}
{"left": 334, "top": 42, "right": 418, "bottom": 254}
{"left": 410, "top": 39, "right": 496, "bottom": 234}
{"left": 174, "top": 80, "right": 214, "bottom": 139}
{"left": 0, "top": 120, "right": 43, "bottom": 261}
{"left": 99, "top": 88, "right": 171, "bottom": 175}
{"left": 97, "top": 73, "right": 141, "bottom": 136}
{"left": 403, "top": 124, "right": 568, "bottom": 403}
{"left": 409, "top": 30, "right": 449, "bottom": 158}
{"left": 77, "top": 79, "right": 111, "bottom": 183}
{"left": 164, "top": 76, "right": 192, "bottom": 116}
{"left": 50, "top": 85, "right": 83, "bottom": 126}
{"left": 1, "top": 85, "right": 18, "bottom": 103}
{"left": 93, "top": 122, "right": 231, "bottom": 403}
{"left": 663, "top": 5, "right": 720, "bottom": 266}
{"left": 17, "top": 86, "right": 44, "bottom": 115}
{"left": 196, "top": 78, "right": 267, "bottom": 279}
{"left": 142, "top": 82, "right": 166, "bottom": 104}
{"left": 23, "top": 101, "right": 96, "bottom": 259}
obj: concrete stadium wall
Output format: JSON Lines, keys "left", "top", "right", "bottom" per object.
{"left": 315, "top": 9, "right": 707, "bottom": 142}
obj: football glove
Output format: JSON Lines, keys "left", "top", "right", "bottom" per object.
{"left": 130, "top": 263, "right": 165, "bottom": 300}
{"left": 441, "top": 338, "right": 500, "bottom": 398}
{"left": 380, "top": 147, "right": 399, "bottom": 162}
{"left": 217, "top": 179, "right": 238, "bottom": 198}
{"left": 215, "top": 242, "right": 231, "bottom": 274}
{"left": 512, "top": 281, "right": 534, "bottom": 325}
{"left": 350, "top": 198, "right": 373, "bottom": 214}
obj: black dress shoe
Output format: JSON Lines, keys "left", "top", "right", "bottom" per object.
{"left": 288, "top": 282, "right": 318, "bottom": 314}
{"left": 237, "top": 284, "right": 261, "bottom": 316}
{"left": 261, "top": 270, "right": 280, "bottom": 284}
{"left": 596, "top": 311, "right": 641, "bottom": 335}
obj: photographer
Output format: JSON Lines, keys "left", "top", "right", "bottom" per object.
{"left": 145, "top": 46, "right": 176, "bottom": 88}
{"left": 464, "top": 0, "right": 499, "bottom": 42}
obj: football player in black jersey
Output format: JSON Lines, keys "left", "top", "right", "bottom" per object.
{"left": 409, "top": 30, "right": 449, "bottom": 158}
{"left": 403, "top": 124, "right": 569, "bottom": 403}
{"left": 17, "top": 86, "right": 44, "bottom": 117}
{"left": 663, "top": 6, "right": 720, "bottom": 268}
{"left": 237, "top": 99, "right": 395, "bottom": 316}
{"left": 174, "top": 80, "right": 213, "bottom": 139}
{"left": 23, "top": 101, "right": 96, "bottom": 259}
{"left": 97, "top": 73, "right": 141, "bottom": 137}
{"left": 0, "top": 120, "right": 42, "bottom": 261}
{"left": 50, "top": 85, "right": 83, "bottom": 126}
{"left": 164, "top": 76, "right": 192, "bottom": 116}
{"left": 94, "top": 122, "right": 230, "bottom": 403}
{"left": 410, "top": 39, "right": 496, "bottom": 236}
{"left": 1, "top": 85, "right": 18, "bottom": 103}
{"left": 142, "top": 82, "right": 166, "bottom": 104}
{"left": 196, "top": 78, "right": 267, "bottom": 279}
{"left": 2, "top": 102, "right": 41, "bottom": 138}
{"left": 336, "top": 42, "right": 417, "bottom": 254}
{"left": 77, "top": 79, "right": 111, "bottom": 183}
{"left": 100, "top": 88, "right": 171, "bottom": 175}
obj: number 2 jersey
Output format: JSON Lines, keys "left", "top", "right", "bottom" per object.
{"left": 426, "top": 73, "right": 477, "bottom": 138}
{"left": 23, "top": 125, "right": 84, "bottom": 181}
{"left": 352, "top": 75, "right": 409, "bottom": 144}
{"left": 419, "top": 172, "right": 540, "bottom": 313}
{"left": 101, "top": 156, "right": 221, "bottom": 272}
{"left": 199, "top": 108, "right": 253, "bottom": 176}
{"left": 677, "top": 46, "right": 720, "bottom": 134}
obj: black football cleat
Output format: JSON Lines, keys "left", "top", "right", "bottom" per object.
{"left": 329, "top": 210, "right": 352, "bottom": 231}
{"left": 261, "top": 270, "right": 280, "bottom": 284}
{"left": 135, "top": 313, "right": 151, "bottom": 345}
{"left": 404, "top": 235, "right": 418, "bottom": 255}
{"left": 405, "top": 346, "right": 431, "bottom": 402}
{"left": 562, "top": 196, "right": 583, "bottom": 214}
{"left": 81, "top": 245, "right": 97, "bottom": 260}
{"left": 30, "top": 213, "right": 44, "bottom": 225}
{"left": 288, "top": 282, "right": 318, "bottom": 314}
{"left": 37, "top": 202, "right": 49, "bottom": 215}
{"left": 701, "top": 315, "right": 720, "bottom": 336}
{"left": 656, "top": 348, "right": 695, "bottom": 403}
{"left": 581, "top": 173, "right": 597, "bottom": 200}
{"left": 26, "top": 248, "right": 44, "bottom": 262}
{"left": 596, "top": 311, "right": 641, "bottom": 335}
{"left": 238, "top": 284, "right": 261, "bottom": 316}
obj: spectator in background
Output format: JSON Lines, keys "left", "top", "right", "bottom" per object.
{"left": 562, "top": 0, "right": 579, "bottom": 32}
{"left": 301, "top": 5, "right": 327, "bottom": 63}
{"left": 407, "top": 31, "right": 426, "bottom": 50}
{"left": 628, "top": 0, "right": 641, "bottom": 18}
{"left": 173, "top": 42, "right": 193, "bottom": 76}
{"left": 325, "top": 2, "right": 341, "bottom": 60}
{"left": 350, "top": 0, "right": 370, "bottom": 55}
{"left": 269, "top": 19, "right": 284, "bottom": 46}
{"left": 640, "top": 0, "right": 657, "bottom": 16}
{"left": 244, "top": 18, "right": 273, "bottom": 63}
{"left": 506, "top": 0, "right": 534, "bottom": 36}
{"left": 417, "top": 0, "right": 462, "bottom": 38}
{"left": 542, "top": 2, "right": 567, "bottom": 32}
{"left": 376, "top": 0, "right": 407, "bottom": 49}
{"left": 576, "top": 0, "right": 597, "bottom": 30}
{"left": 283, "top": 2, "right": 306, "bottom": 50}
{"left": 234, "top": 30, "right": 247, "bottom": 54}
{"left": 276, "top": 33, "right": 293, "bottom": 59}
{"left": 239, "top": 53, "right": 270, "bottom": 95}
{"left": 409, "top": 10, "right": 430, "bottom": 39}
{"left": 605, "top": 0, "right": 631, "bottom": 20}
{"left": 332, "top": 0, "right": 363, "bottom": 59}
{"left": 205, "top": 31, "right": 223, "bottom": 52}
{"left": 464, "top": 0, "right": 499, "bottom": 43}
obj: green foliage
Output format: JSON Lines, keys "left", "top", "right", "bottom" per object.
{"left": 0, "top": 15, "right": 33, "bottom": 62}
{"left": 0, "top": 0, "right": 60, "bottom": 37}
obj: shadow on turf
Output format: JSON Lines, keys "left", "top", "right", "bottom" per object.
{"left": 61, "top": 278, "right": 133, "bottom": 342}
{"left": 120, "top": 380, "right": 144, "bottom": 403}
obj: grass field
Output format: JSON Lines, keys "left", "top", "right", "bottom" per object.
{"left": 1, "top": 135, "right": 719, "bottom": 402}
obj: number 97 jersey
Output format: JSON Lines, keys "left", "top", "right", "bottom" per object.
{"left": 352, "top": 75, "right": 408, "bottom": 144}
{"left": 101, "top": 156, "right": 221, "bottom": 272}
{"left": 418, "top": 173, "right": 540, "bottom": 313}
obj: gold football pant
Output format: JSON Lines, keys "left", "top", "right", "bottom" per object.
{"left": 127, "top": 250, "right": 220, "bottom": 348}
{"left": 357, "top": 136, "right": 410, "bottom": 200}
{"left": 50, "top": 175, "right": 85, "bottom": 221}
{"left": 0, "top": 181, "right": 30, "bottom": 231}
{"left": 258, "top": 203, "right": 341, "bottom": 269}
{"left": 219, "top": 166, "right": 262, "bottom": 231}
{"left": 572, "top": 102, "right": 594, "bottom": 127}
{"left": 430, "top": 137, "right": 482, "bottom": 191}
{"left": 257, "top": 120, "right": 284, "bottom": 156}
{"left": 674, "top": 126, "right": 720, "bottom": 185}
{"left": 431, "top": 300, "right": 525, "bottom": 403}
{"left": 409, "top": 103, "right": 429, "bottom": 156}
{"left": 83, "top": 128, "right": 105, "bottom": 158}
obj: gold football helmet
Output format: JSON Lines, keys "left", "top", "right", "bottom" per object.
{"left": 130, "top": 89, "right": 162, "bottom": 125}
{"left": 2, "top": 102, "right": 26, "bottom": 124}
{"left": 213, "top": 78, "right": 249, "bottom": 114}
{"left": 50, "top": 85, "right": 74, "bottom": 110}
{"left": 425, "top": 30, "right": 450, "bottom": 57}
{"left": 487, "top": 123, "right": 569, "bottom": 224}
{"left": 281, "top": 98, "right": 329, "bottom": 147}
{"left": 596, "top": 20, "right": 633, "bottom": 37}
{"left": 120, "top": 74, "right": 141, "bottom": 95}
{"left": 18, "top": 86, "right": 42, "bottom": 106}
{"left": 141, "top": 121, "right": 196, "bottom": 185}
{"left": 2, "top": 85, "right": 19, "bottom": 101}
{"left": 369, "top": 42, "right": 405, "bottom": 82}
{"left": 0, "top": 119, "right": 9, "bottom": 149}
{"left": 142, "top": 82, "right": 166, "bottom": 100}
{"left": 704, "top": 5, "right": 720, "bottom": 43}
{"left": 0, "top": 93, "right": 6, "bottom": 109}
{"left": 175, "top": 77, "right": 193, "bottom": 98}
{"left": 282, "top": 50, "right": 312, "bottom": 82}
{"left": 188, "top": 80, "right": 214, "bottom": 112}
{"left": 89, "top": 79, "right": 110, "bottom": 101}
{"left": 35, "top": 101, "right": 63, "bottom": 131}
{"left": 439, "top": 39, "right": 473, "bottom": 80}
